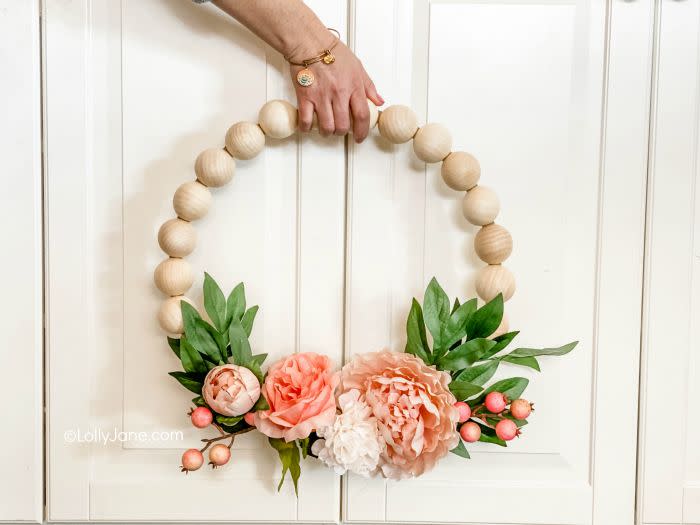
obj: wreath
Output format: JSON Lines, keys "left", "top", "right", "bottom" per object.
{"left": 154, "top": 100, "right": 577, "bottom": 494}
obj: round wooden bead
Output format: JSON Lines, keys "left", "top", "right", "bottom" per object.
{"left": 154, "top": 257, "right": 194, "bottom": 296}
{"left": 490, "top": 312, "right": 509, "bottom": 339}
{"left": 462, "top": 186, "right": 500, "bottom": 226}
{"left": 173, "top": 181, "right": 211, "bottom": 221}
{"left": 474, "top": 223, "right": 513, "bottom": 264}
{"left": 158, "top": 218, "right": 197, "bottom": 257}
{"left": 441, "top": 151, "right": 481, "bottom": 191}
{"left": 258, "top": 99, "right": 298, "bottom": 139}
{"left": 225, "top": 121, "right": 265, "bottom": 160}
{"left": 475, "top": 265, "right": 516, "bottom": 302}
{"left": 413, "top": 123, "right": 452, "bottom": 163}
{"left": 194, "top": 148, "right": 235, "bottom": 188}
{"left": 157, "top": 295, "right": 194, "bottom": 334}
{"left": 378, "top": 105, "right": 418, "bottom": 144}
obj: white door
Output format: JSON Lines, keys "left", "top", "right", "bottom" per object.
{"left": 638, "top": 1, "right": 700, "bottom": 523}
{"left": 45, "top": 0, "right": 346, "bottom": 521}
{"left": 344, "top": 1, "right": 653, "bottom": 524}
{"left": 44, "top": 0, "right": 653, "bottom": 524}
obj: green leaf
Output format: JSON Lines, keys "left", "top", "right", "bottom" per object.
{"left": 251, "top": 353, "right": 268, "bottom": 366}
{"left": 405, "top": 299, "right": 431, "bottom": 363}
{"left": 455, "top": 360, "right": 500, "bottom": 386}
{"left": 225, "top": 283, "right": 246, "bottom": 328}
{"left": 268, "top": 438, "right": 301, "bottom": 495}
{"left": 450, "top": 439, "right": 470, "bottom": 459}
{"left": 481, "top": 330, "right": 520, "bottom": 359}
{"left": 168, "top": 371, "right": 203, "bottom": 394}
{"left": 203, "top": 273, "right": 227, "bottom": 332}
{"left": 501, "top": 355, "right": 541, "bottom": 371}
{"left": 475, "top": 377, "right": 529, "bottom": 403}
{"left": 449, "top": 380, "right": 483, "bottom": 400}
{"left": 229, "top": 318, "right": 253, "bottom": 366}
{"left": 182, "top": 302, "right": 223, "bottom": 363}
{"left": 423, "top": 278, "right": 451, "bottom": 350}
{"left": 451, "top": 298, "right": 461, "bottom": 314}
{"left": 244, "top": 359, "right": 264, "bottom": 384}
{"left": 438, "top": 338, "right": 496, "bottom": 371}
{"left": 216, "top": 414, "right": 243, "bottom": 427}
{"left": 507, "top": 341, "right": 578, "bottom": 358}
{"left": 443, "top": 298, "right": 477, "bottom": 348}
{"left": 241, "top": 305, "right": 259, "bottom": 337}
{"left": 252, "top": 395, "right": 270, "bottom": 412}
{"left": 191, "top": 395, "right": 207, "bottom": 407}
{"left": 465, "top": 294, "right": 503, "bottom": 339}
{"left": 179, "top": 337, "right": 208, "bottom": 374}
{"left": 167, "top": 337, "right": 181, "bottom": 359}
{"left": 299, "top": 437, "right": 310, "bottom": 459}
{"left": 477, "top": 422, "right": 507, "bottom": 447}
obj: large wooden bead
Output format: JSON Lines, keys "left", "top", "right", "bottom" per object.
{"left": 378, "top": 105, "right": 418, "bottom": 144}
{"left": 157, "top": 295, "right": 194, "bottom": 334}
{"left": 225, "top": 121, "right": 265, "bottom": 160}
{"left": 475, "top": 265, "right": 516, "bottom": 302}
{"left": 158, "top": 218, "right": 197, "bottom": 257}
{"left": 258, "top": 99, "right": 298, "bottom": 139}
{"left": 441, "top": 151, "right": 481, "bottom": 191}
{"left": 154, "top": 257, "right": 194, "bottom": 296}
{"left": 173, "top": 181, "right": 211, "bottom": 221}
{"left": 474, "top": 223, "right": 513, "bottom": 264}
{"left": 194, "top": 148, "right": 235, "bottom": 188}
{"left": 413, "top": 123, "right": 452, "bottom": 163}
{"left": 462, "top": 186, "right": 500, "bottom": 226}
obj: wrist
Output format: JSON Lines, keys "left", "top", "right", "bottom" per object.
{"left": 283, "top": 27, "right": 337, "bottom": 63}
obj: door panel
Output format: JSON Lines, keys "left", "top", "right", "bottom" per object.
{"left": 45, "top": 0, "right": 345, "bottom": 521}
{"left": 345, "top": 1, "right": 651, "bottom": 523}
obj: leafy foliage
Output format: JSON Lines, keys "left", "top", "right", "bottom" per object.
{"left": 268, "top": 438, "right": 302, "bottom": 495}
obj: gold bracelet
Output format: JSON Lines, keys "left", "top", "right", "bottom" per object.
{"left": 285, "top": 28, "right": 340, "bottom": 87}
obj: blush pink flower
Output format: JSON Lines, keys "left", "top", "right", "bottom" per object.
{"left": 202, "top": 364, "right": 261, "bottom": 417}
{"left": 341, "top": 350, "right": 459, "bottom": 479}
{"left": 254, "top": 352, "right": 339, "bottom": 442}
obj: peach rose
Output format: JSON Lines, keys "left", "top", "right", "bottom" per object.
{"left": 341, "top": 350, "right": 459, "bottom": 479}
{"left": 254, "top": 352, "right": 339, "bottom": 442}
{"left": 202, "top": 364, "right": 261, "bottom": 417}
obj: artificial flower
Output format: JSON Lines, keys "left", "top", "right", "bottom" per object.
{"left": 202, "top": 364, "right": 261, "bottom": 417}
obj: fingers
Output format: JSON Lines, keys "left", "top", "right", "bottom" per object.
{"left": 297, "top": 99, "right": 314, "bottom": 133}
{"left": 350, "top": 91, "right": 370, "bottom": 142}
{"left": 332, "top": 96, "right": 351, "bottom": 136}
{"left": 317, "top": 99, "right": 335, "bottom": 136}
{"left": 364, "top": 76, "right": 384, "bottom": 107}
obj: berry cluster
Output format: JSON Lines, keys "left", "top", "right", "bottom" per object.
{"left": 455, "top": 391, "right": 533, "bottom": 444}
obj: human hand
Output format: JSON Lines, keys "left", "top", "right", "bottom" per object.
{"left": 290, "top": 41, "right": 384, "bottom": 143}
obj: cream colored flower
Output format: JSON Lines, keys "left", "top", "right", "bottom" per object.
{"left": 202, "top": 364, "right": 260, "bottom": 417}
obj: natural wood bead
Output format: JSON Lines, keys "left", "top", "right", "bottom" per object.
{"left": 154, "top": 257, "right": 194, "bottom": 296}
{"left": 378, "top": 105, "right": 418, "bottom": 144}
{"left": 258, "top": 99, "right": 298, "bottom": 139}
{"left": 462, "top": 186, "right": 500, "bottom": 226}
{"left": 413, "top": 123, "right": 452, "bottom": 163}
{"left": 158, "top": 295, "right": 194, "bottom": 334}
{"left": 474, "top": 223, "right": 513, "bottom": 264}
{"left": 158, "top": 218, "right": 197, "bottom": 258}
{"left": 194, "top": 148, "right": 235, "bottom": 188}
{"left": 173, "top": 181, "right": 211, "bottom": 221}
{"left": 225, "top": 121, "right": 265, "bottom": 160}
{"left": 490, "top": 312, "right": 509, "bottom": 339}
{"left": 475, "top": 264, "right": 516, "bottom": 302}
{"left": 441, "top": 151, "right": 481, "bottom": 191}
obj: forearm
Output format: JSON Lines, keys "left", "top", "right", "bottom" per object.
{"left": 212, "top": 0, "right": 330, "bottom": 60}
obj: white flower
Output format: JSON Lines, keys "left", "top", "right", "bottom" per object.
{"left": 311, "top": 389, "right": 384, "bottom": 477}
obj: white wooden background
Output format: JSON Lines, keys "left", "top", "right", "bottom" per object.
{"left": 1, "top": 0, "right": 696, "bottom": 523}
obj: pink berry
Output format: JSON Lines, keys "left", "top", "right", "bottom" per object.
{"left": 181, "top": 448, "right": 204, "bottom": 472}
{"left": 459, "top": 421, "right": 481, "bottom": 443}
{"left": 244, "top": 412, "right": 256, "bottom": 426}
{"left": 509, "top": 399, "right": 532, "bottom": 420}
{"left": 484, "top": 392, "right": 507, "bottom": 413}
{"left": 454, "top": 401, "right": 471, "bottom": 423}
{"left": 190, "top": 406, "right": 213, "bottom": 428}
{"left": 495, "top": 419, "right": 519, "bottom": 441}
{"left": 208, "top": 444, "right": 231, "bottom": 467}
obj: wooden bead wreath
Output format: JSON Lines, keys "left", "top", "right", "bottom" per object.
{"left": 155, "top": 99, "right": 515, "bottom": 336}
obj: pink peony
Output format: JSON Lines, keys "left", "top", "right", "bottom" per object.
{"left": 202, "top": 364, "right": 261, "bottom": 417}
{"left": 341, "top": 350, "right": 459, "bottom": 479}
{"left": 254, "top": 352, "right": 339, "bottom": 442}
